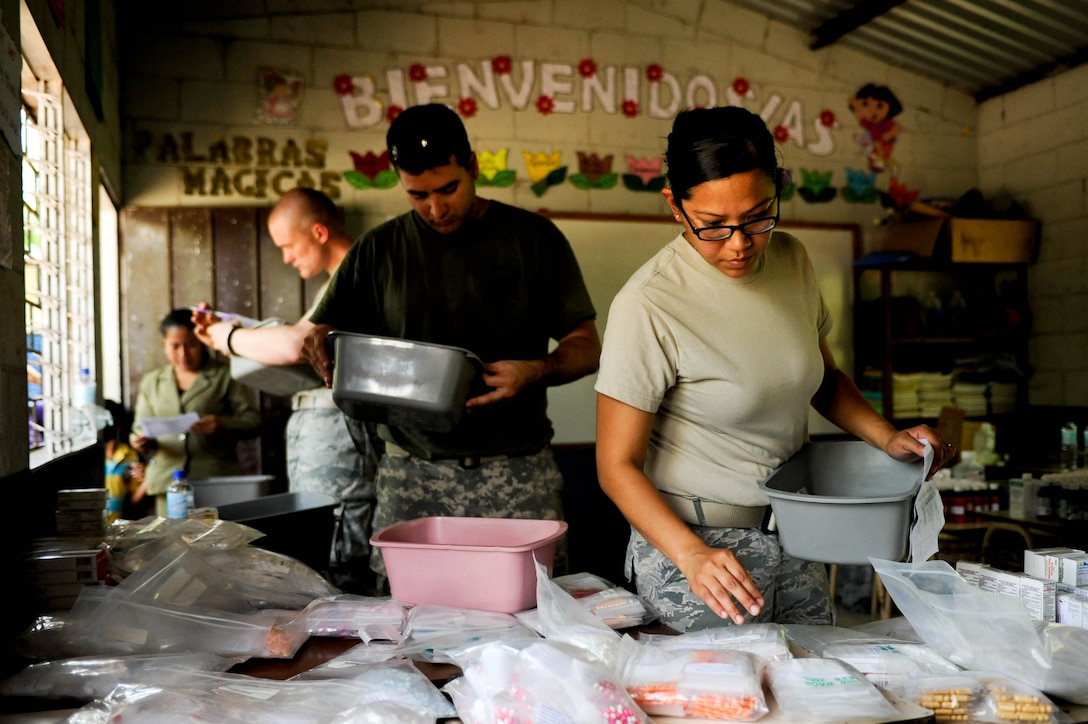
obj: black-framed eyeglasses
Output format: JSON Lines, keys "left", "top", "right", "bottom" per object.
{"left": 676, "top": 197, "right": 780, "bottom": 242}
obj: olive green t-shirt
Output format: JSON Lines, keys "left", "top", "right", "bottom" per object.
{"left": 310, "top": 200, "right": 596, "bottom": 458}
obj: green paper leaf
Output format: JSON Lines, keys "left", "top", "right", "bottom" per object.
{"left": 344, "top": 171, "right": 372, "bottom": 190}
{"left": 569, "top": 174, "right": 592, "bottom": 190}
{"left": 594, "top": 173, "right": 619, "bottom": 189}
{"left": 491, "top": 169, "right": 516, "bottom": 187}
{"left": 531, "top": 178, "right": 550, "bottom": 197}
{"left": 546, "top": 166, "right": 568, "bottom": 185}
{"left": 373, "top": 170, "right": 400, "bottom": 189}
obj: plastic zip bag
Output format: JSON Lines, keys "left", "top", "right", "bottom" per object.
{"left": 871, "top": 557, "right": 1088, "bottom": 704}
{"left": 550, "top": 572, "right": 662, "bottom": 629}
{"left": 766, "top": 657, "right": 902, "bottom": 721}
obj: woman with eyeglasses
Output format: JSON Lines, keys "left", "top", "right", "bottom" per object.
{"left": 594, "top": 106, "right": 954, "bottom": 632}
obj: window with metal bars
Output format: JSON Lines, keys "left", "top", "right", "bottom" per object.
{"left": 24, "top": 81, "right": 95, "bottom": 466}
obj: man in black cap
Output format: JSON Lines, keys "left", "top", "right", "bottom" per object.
{"left": 301, "top": 103, "right": 600, "bottom": 588}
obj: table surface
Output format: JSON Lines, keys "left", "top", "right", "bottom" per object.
{"left": 4, "top": 628, "right": 1087, "bottom": 724}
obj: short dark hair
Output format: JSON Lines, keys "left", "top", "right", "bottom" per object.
{"left": 160, "top": 308, "right": 195, "bottom": 336}
{"left": 386, "top": 103, "right": 472, "bottom": 175}
{"left": 851, "top": 83, "right": 903, "bottom": 119}
{"left": 664, "top": 106, "right": 781, "bottom": 201}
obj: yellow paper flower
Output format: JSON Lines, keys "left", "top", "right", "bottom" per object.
{"left": 522, "top": 151, "right": 563, "bottom": 184}
{"left": 477, "top": 149, "right": 508, "bottom": 182}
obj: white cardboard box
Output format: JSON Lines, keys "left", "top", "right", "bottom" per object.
{"left": 1016, "top": 573, "right": 1057, "bottom": 622}
{"left": 1023, "top": 547, "right": 1084, "bottom": 580}
{"left": 955, "top": 560, "right": 989, "bottom": 588}
{"left": 1059, "top": 554, "right": 1088, "bottom": 587}
{"left": 979, "top": 567, "right": 1022, "bottom": 598}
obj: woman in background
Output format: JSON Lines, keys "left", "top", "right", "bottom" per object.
{"left": 131, "top": 309, "right": 261, "bottom": 517}
{"left": 594, "top": 106, "right": 953, "bottom": 633}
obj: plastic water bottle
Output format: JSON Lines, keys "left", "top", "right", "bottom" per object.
{"left": 1061, "top": 422, "right": 1079, "bottom": 471}
{"left": 73, "top": 367, "right": 97, "bottom": 407}
{"left": 166, "top": 469, "right": 194, "bottom": 519}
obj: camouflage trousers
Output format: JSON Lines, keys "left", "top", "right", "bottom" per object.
{"left": 625, "top": 525, "right": 833, "bottom": 633}
{"left": 286, "top": 409, "right": 381, "bottom": 571}
{"left": 368, "top": 447, "right": 565, "bottom": 579}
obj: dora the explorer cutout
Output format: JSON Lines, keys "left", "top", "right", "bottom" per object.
{"left": 849, "top": 83, "right": 902, "bottom": 174}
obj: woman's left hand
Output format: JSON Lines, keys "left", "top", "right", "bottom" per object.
{"left": 884, "top": 425, "right": 955, "bottom": 479}
{"left": 189, "top": 414, "right": 222, "bottom": 436}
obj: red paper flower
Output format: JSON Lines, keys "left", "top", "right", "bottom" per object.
{"left": 333, "top": 74, "right": 354, "bottom": 96}
{"left": 349, "top": 150, "right": 390, "bottom": 180}
{"left": 773, "top": 125, "right": 790, "bottom": 142}
{"left": 491, "top": 55, "right": 512, "bottom": 75}
{"left": 408, "top": 64, "right": 427, "bottom": 82}
{"left": 820, "top": 109, "right": 836, "bottom": 127}
{"left": 386, "top": 105, "right": 404, "bottom": 124}
{"left": 535, "top": 95, "right": 555, "bottom": 115}
{"left": 457, "top": 97, "right": 478, "bottom": 119}
{"left": 888, "top": 177, "right": 920, "bottom": 208}
{"left": 578, "top": 58, "right": 597, "bottom": 78}
{"left": 621, "top": 99, "right": 639, "bottom": 118}
{"left": 646, "top": 64, "right": 664, "bottom": 83}
{"left": 732, "top": 77, "right": 750, "bottom": 96}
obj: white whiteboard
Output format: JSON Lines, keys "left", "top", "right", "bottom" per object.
{"left": 546, "top": 214, "right": 859, "bottom": 444}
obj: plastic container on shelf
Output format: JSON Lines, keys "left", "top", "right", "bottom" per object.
{"left": 758, "top": 441, "right": 921, "bottom": 565}
{"left": 166, "top": 469, "right": 194, "bottom": 519}
{"left": 190, "top": 474, "right": 274, "bottom": 508}
{"left": 1060, "top": 422, "right": 1079, "bottom": 471}
{"left": 370, "top": 516, "right": 568, "bottom": 613}
{"left": 973, "top": 422, "right": 998, "bottom": 467}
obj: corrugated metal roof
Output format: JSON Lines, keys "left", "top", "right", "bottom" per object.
{"left": 728, "top": 0, "right": 1088, "bottom": 101}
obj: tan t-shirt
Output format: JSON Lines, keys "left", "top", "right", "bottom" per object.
{"left": 595, "top": 231, "right": 831, "bottom": 507}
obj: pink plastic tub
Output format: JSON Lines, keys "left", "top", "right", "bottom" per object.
{"left": 370, "top": 516, "right": 568, "bottom": 613}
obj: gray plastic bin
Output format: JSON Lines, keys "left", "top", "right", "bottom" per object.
{"left": 190, "top": 475, "right": 274, "bottom": 508}
{"left": 216, "top": 492, "right": 338, "bottom": 572}
{"left": 759, "top": 441, "right": 922, "bottom": 565}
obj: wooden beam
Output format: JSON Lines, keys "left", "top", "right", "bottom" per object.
{"left": 810, "top": 0, "right": 907, "bottom": 50}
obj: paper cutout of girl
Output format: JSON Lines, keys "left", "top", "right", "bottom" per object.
{"left": 849, "top": 83, "right": 902, "bottom": 173}
{"left": 259, "top": 70, "right": 303, "bottom": 125}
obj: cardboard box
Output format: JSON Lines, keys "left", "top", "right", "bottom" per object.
{"left": 1059, "top": 554, "right": 1088, "bottom": 587}
{"left": 955, "top": 560, "right": 989, "bottom": 588}
{"left": 875, "top": 218, "right": 1038, "bottom": 263}
{"left": 1023, "top": 547, "right": 1084, "bottom": 580}
{"left": 1007, "top": 476, "right": 1041, "bottom": 519}
{"left": 1017, "top": 573, "right": 1057, "bottom": 622}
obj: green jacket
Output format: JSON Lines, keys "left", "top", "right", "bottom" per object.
{"left": 132, "top": 360, "right": 261, "bottom": 497}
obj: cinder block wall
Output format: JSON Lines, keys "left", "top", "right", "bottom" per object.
{"left": 977, "top": 63, "right": 1088, "bottom": 407}
{"left": 121, "top": 1, "right": 978, "bottom": 231}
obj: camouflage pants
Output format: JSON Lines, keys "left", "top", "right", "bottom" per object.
{"left": 368, "top": 447, "right": 565, "bottom": 579}
{"left": 286, "top": 409, "right": 381, "bottom": 570}
{"left": 626, "top": 525, "right": 833, "bottom": 633}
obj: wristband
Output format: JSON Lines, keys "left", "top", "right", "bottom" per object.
{"left": 226, "top": 324, "right": 241, "bottom": 356}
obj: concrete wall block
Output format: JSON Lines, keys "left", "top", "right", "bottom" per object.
{"left": 357, "top": 11, "right": 438, "bottom": 54}
{"left": 553, "top": 0, "right": 627, "bottom": 33}
{"left": 1027, "top": 370, "right": 1063, "bottom": 406}
{"left": 977, "top": 122, "right": 1034, "bottom": 167}
{"left": 1054, "top": 64, "right": 1088, "bottom": 109}
{"left": 313, "top": 48, "right": 388, "bottom": 91}
{"left": 127, "top": 35, "right": 226, "bottom": 80}
{"left": 1001, "top": 76, "right": 1056, "bottom": 126}
{"left": 123, "top": 76, "right": 182, "bottom": 121}
{"left": 438, "top": 17, "right": 523, "bottom": 57}
{"left": 590, "top": 31, "right": 663, "bottom": 66}
{"left": 476, "top": 0, "right": 554, "bottom": 26}
{"left": 626, "top": 1, "right": 699, "bottom": 38}
{"left": 181, "top": 17, "right": 273, "bottom": 42}
{"left": 270, "top": 13, "right": 357, "bottom": 47}
{"left": 223, "top": 41, "right": 314, "bottom": 83}
{"left": 699, "top": 0, "right": 770, "bottom": 46}
{"left": 1021, "top": 181, "right": 1081, "bottom": 228}
{"left": 1029, "top": 333, "right": 1086, "bottom": 372}
{"left": 1065, "top": 368, "right": 1088, "bottom": 407}
{"left": 511, "top": 22, "right": 590, "bottom": 59}
{"left": 181, "top": 80, "right": 257, "bottom": 124}
{"left": 976, "top": 96, "right": 1005, "bottom": 132}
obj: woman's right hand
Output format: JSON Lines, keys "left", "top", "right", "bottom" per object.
{"left": 678, "top": 545, "right": 765, "bottom": 625}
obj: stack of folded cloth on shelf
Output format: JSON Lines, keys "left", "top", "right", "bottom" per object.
{"left": 893, "top": 371, "right": 954, "bottom": 419}
{"left": 952, "top": 380, "right": 1018, "bottom": 416}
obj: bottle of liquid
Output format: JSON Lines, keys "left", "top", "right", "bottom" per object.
{"left": 166, "top": 469, "right": 194, "bottom": 519}
{"left": 1061, "top": 422, "right": 1079, "bottom": 471}
{"left": 973, "top": 422, "right": 998, "bottom": 467}
{"left": 73, "top": 367, "right": 96, "bottom": 407}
